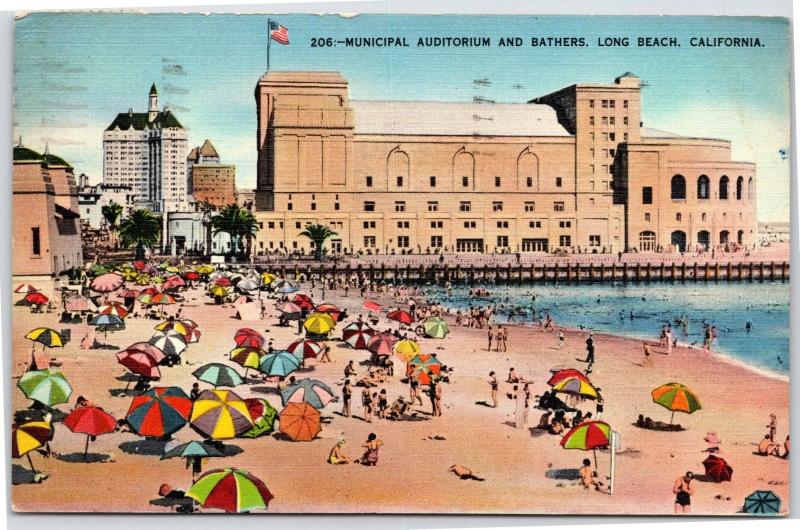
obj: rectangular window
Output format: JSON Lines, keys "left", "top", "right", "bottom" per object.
{"left": 295, "top": 222, "right": 301, "bottom": 229}
{"left": 462, "top": 176, "right": 469, "bottom": 187}
{"left": 363, "top": 236, "right": 376, "bottom": 248}
{"left": 430, "top": 176, "right": 436, "bottom": 187}
{"left": 497, "top": 235, "right": 509, "bottom": 247}
{"left": 559, "top": 220, "right": 572, "bottom": 228}
{"left": 609, "top": 149, "right": 616, "bottom": 157}
{"left": 287, "top": 202, "right": 292, "bottom": 211}
{"left": 590, "top": 148, "right": 595, "bottom": 157}
{"left": 427, "top": 201, "right": 439, "bottom": 212}
{"left": 602, "top": 132, "right": 608, "bottom": 142}
{"left": 602, "top": 99, "right": 608, "bottom": 108}
{"left": 494, "top": 176, "right": 501, "bottom": 187}
{"left": 555, "top": 177, "right": 563, "bottom": 188}
{"left": 496, "top": 221, "right": 509, "bottom": 228}
{"left": 396, "top": 176, "right": 403, "bottom": 187}
{"left": 623, "top": 117, "right": 629, "bottom": 125}
{"left": 589, "top": 99, "right": 595, "bottom": 108}
{"left": 463, "top": 221, "right": 476, "bottom": 229}
{"left": 554, "top": 202, "right": 565, "bottom": 212}
{"left": 431, "top": 235, "right": 443, "bottom": 248}
{"left": 311, "top": 202, "right": 316, "bottom": 211}
{"left": 589, "top": 116, "right": 595, "bottom": 125}
{"left": 529, "top": 221, "right": 542, "bottom": 228}
{"left": 623, "top": 133, "right": 628, "bottom": 141}
{"left": 609, "top": 100, "right": 615, "bottom": 109}
{"left": 268, "top": 222, "right": 275, "bottom": 229}
{"left": 609, "top": 116, "right": 616, "bottom": 125}
{"left": 492, "top": 201, "right": 503, "bottom": 212}
{"left": 623, "top": 100, "right": 629, "bottom": 108}
{"left": 526, "top": 177, "right": 533, "bottom": 187}
{"left": 394, "top": 201, "right": 406, "bottom": 212}
{"left": 364, "top": 201, "right": 375, "bottom": 212}
{"left": 430, "top": 221, "right": 443, "bottom": 229}
{"left": 31, "top": 227, "right": 40, "bottom": 256}
{"left": 524, "top": 201, "right": 535, "bottom": 212}
{"left": 609, "top": 132, "right": 616, "bottom": 142}
{"left": 602, "top": 116, "right": 608, "bottom": 125}
{"left": 397, "top": 236, "right": 409, "bottom": 248}
{"left": 676, "top": 213, "right": 682, "bottom": 221}
{"left": 459, "top": 201, "right": 471, "bottom": 212}
{"left": 559, "top": 235, "right": 572, "bottom": 247}
{"left": 334, "top": 202, "right": 340, "bottom": 210}
{"left": 644, "top": 213, "right": 651, "bottom": 222}
{"left": 366, "top": 176, "right": 373, "bottom": 187}
{"left": 642, "top": 186, "right": 653, "bottom": 204}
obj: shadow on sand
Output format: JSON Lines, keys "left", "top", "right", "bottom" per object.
{"left": 11, "top": 464, "right": 42, "bottom": 485}
{"left": 119, "top": 439, "right": 169, "bottom": 456}
{"left": 109, "top": 388, "right": 143, "bottom": 398}
{"left": 250, "top": 385, "right": 279, "bottom": 395}
{"left": 545, "top": 468, "right": 581, "bottom": 480}
{"left": 56, "top": 452, "right": 112, "bottom": 463}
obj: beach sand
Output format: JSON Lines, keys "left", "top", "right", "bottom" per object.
{"left": 10, "top": 283, "right": 790, "bottom": 515}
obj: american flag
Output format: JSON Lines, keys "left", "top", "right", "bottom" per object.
{"left": 269, "top": 21, "right": 289, "bottom": 45}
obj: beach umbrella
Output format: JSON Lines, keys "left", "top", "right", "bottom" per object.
{"left": 237, "top": 277, "right": 260, "bottom": 292}
{"left": 258, "top": 350, "right": 300, "bottom": 377}
{"left": 136, "top": 274, "right": 153, "bottom": 286}
{"left": 195, "top": 264, "right": 215, "bottom": 275}
{"left": 125, "top": 387, "right": 192, "bottom": 438}
{"left": 229, "top": 347, "right": 265, "bottom": 378}
{"left": 651, "top": 383, "right": 701, "bottom": 424}
{"left": 314, "top": 303, "right": 342, "bottom": 322}
{"left": 63, "top": 405, "right": 117, "bottom": 461}
{"left": 241, "top": 398, "right": 278, "bottom": 438}
{"left": 186, "top": 468, "right": 273, "bottom": 513}
{"left": 234, "top": 328, "right": 265, "bottom": 349}
{"left": 393, "top": 339, "right": 421, "bottom": 362}
{"left": 185, "top": 326, "right": 202, "bottom": 344}
{"left": 98, "top": 302, "right": 129, "bottom": 318}
{"left": 65, "top": 295, "right": 97, "bottom": 313}
{"left": 132, "top": 260, "right": 148, "bottom": 271}
{"left": 291, "top": 294, "right": 314, "bottom": 311}
{"left": 24, "top": 292, "right": 49, "bottom": 306}
{"left": 116, "top": 349, "right": 161, "bottom": 379}
{"left": 17, "top": 369, "right": 72, "bottom": 406}
{"left": 423, "top": 316, "right": 449, "bottom": 339}
{"left": 25, "top": 327, "right": 64, "bottom": 351}
{"left": 209, "top": 285, "right": 230, "bottom": 298}
{"left": 276, "top": 302, "right": 302, "bottom": 319}
{"left": 363, "top": 299, "right": 381, "bottom": 313}
{"left": 560, "top": 420, "right": 612, "bottom": 468}
{"left": 279, "top": 403, "right": 321, "bottom": 442}
{"left": 15, "top": 283, "right": 39, "bottom": 294}
{"left": 387, "top": 309, "right": 414, "bottom": 324}
{"left": 165, "top": 265, "right": 181, "bottom": 274}
{"left": 407, "top": 353, "right": 442, "bottom": 385}
{"left": 11, "top": 420, "right": 52, "bottom": 473}
{"left": 286, "top": 339, "right": 322, "bottom": 360}
{"left": 91, "top": 272, "right": 124, "bottom": 294}
{"left": 90, "top": 314, "right": 124, "bottom": 338}
{"left": 189, "top": 389, "right": 253, "bottom": 440}
{"left": 120, "top": 289, "right": 140, "bottom": 299}
{"left": 702, "top": 455, "right": 733, "bottom": 483}
{"left": 214, "top": 277, "right": 233, "bottom": 288}
{"left": 163, "top": 275, "right": 186, "bottom": 291}
{"left": 161, "top": 440, "right": 224, "bottom": 461}
{"left": 182, "top": 271, "right": 201, "bottom": 282}
{"left": 151, "top": 292, "right": 177, "bottom": 315}
{"left": 303, "top": 312, "right": 335, "bottom": 335}
{"left": 367, "top": 333, "right": 399, "bottom": 356}
{"left": 141, "top": 286, "right": 160, "bottom": 296}
{"left": 124, "top": 342, "right": 167, "bottom": 364}
{"left": 120, "top": 269, "right": 139, "bottom": 281}
{"left": 155, "top": 320, "right": 189, "bottom": 338}
{"left": 150, "top": 330, "right": 188, "bottom": 356}
{"left": 138, "top": 292, "right": 154, "bottom": 305}
{"left": 280, "top": 378, "right": 336, "bottom": 409}
{"left": 260, "top": 272, "right": 277, "bottom": 286}
{"left": 548, "top": 369, "right": 601, "bottom": 400}
{"left": 743, "top": 491, "right": 781, "bottom": 515}
{"left": 342, "top": 322, "right": 375, "bottom": 349}
{"left": 89, "top": 263, "right": 111, "bottom": 276}
{"left": 275, "top": 281, "right": 297, "bottom": 294}
{"left": 193, "top": 363, "right": 244, "bottom": 388}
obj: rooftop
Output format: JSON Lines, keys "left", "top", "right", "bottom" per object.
{"left": 106, "top": 110, "right": 183, "bottom": 131}
{"left": 258, "top": 70, "right": 348, "bottom": 86}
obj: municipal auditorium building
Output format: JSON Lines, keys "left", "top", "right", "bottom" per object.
{"left": 253, "top": 71, "right": 757, "bottom": 256}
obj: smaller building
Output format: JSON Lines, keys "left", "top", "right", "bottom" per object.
{"left": 76, "top": 174, "right": 137, "bottom": 229}
{"left": 163, "top": 210, "right": 231, "bottom": 257}
{"left": 187, "top": 139, "right": 237, "bottom": 208}
{"left": 236, "top": 188, "right": 256, "bottom": 210}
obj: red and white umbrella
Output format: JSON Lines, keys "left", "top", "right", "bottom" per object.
{"left": 98, "top": 302, "right": 129, "bottom": 319}
{"left": 367, "top": 333, "right": 399, "bottom": 356}
{"left": 14, "top": 284, "right": 39, "bottom": 294}
{"left": 286, "top": 339, "right": 323, "bottom": 359}
{"left": 342, "top": 322, "right": 375, "bottom": 349}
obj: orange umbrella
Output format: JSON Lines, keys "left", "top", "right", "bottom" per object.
{"left": 278, "top": 402, "right": 321, "bottom": 441}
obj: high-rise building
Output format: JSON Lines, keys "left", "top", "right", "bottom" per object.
{"left": 252, "top": 71, "right": 757, "bottom": 256}
{"left": 187, "top": 139, "right": 236, "bottom": 208}
{"left": 103, "top": 84, "right": 188, "bottom": 212}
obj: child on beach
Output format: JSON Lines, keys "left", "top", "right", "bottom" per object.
{"left": 642, "top": 342, "right": 653, "bottom": 367}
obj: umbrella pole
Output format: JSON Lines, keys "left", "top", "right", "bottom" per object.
{"left": 26, "top": 452, "right": 37, "bottom": 474}
{"left": 593, "top": 448, "right": 598, "bottom": 469}
{"left": 84, "top": 434, "right": 90, "bottom": 461}
{"left": 670, "top": 410, "right": 675, "bottom": 425}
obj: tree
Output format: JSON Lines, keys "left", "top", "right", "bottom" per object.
{"left": 118, "top": 209, "right": 161, "bottom": 260}
{"left": 299, "top": 223, "right": 337, "bottom": 261}
{"left": 101, "top": 201, "right": 124, "bottom": 248}
{"left": 210, "top": 205, "right": 259, "bottom": 258}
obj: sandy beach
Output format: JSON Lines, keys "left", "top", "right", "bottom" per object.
{"left": 10, "top": 279, "right": 790, "bottom": 515}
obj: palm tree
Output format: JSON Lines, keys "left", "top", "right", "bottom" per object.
{"left": 299, "top": 224, "right": 337, "bottom": 261}
{"left": 211, "top": 205, "right": 259, "bottom": 258}
{"left": 118, "top": 209, "right": 162, "bottom": 260}
{"left": 101, "top": 201, "right": 124, "bottom": 249}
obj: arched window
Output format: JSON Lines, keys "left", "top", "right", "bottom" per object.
{"left": 719, "top": 175, "right": 729, "bottom": 200}
{"left": 748, "top": 177, "right": 754, "bottom": 200}
{"left": 697, "top": 230, "right": 710, "bottom": 250}
{"left": 671, "top": 174, "right": 686, "bottom": 200}
{"left": 639, "top": 231, "right": 656, "bottom": 252}
{"left": 671, "top": 230, "right": 687, "bottom": 252}
{"left": 736, "top": 176, "right": 744, "bottom": 200}
{"left": 719, "top": 230, "right": 730, "bottom": 244}
{"left": 697, "top": 175, "right": 710, "bottom": 199}
{"left": 737, "top": 230, "right": 744, "bottom": 244}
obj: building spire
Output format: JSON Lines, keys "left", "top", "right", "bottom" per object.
{"left": 148, "top": 83, "right": 159, "bottom": 122}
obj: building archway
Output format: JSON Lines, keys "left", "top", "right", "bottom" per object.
{"left": 697, "top": 230, "right": 710, "bottom": 250}
{"left": 737, "top": 230, "right": 744, "bottom": 244}
{"left": 387, "top": 147, "right": 409, "bottom": 189}
{"left": 452, "top": 148, "right": 475, "bottom": 190}
{"left": 638, "top": 231, "right": 656, "bottom": 252}
{"left": 697, "top": 175, "right": 710, "bottom": 199}
{"left": 736, "top": 176, "right": 744, "bottom": 200}
{"left": 748, "top": 177, "right": 754, "bottom": 200}
{"left": 671, "top": 230, "right": 687, "bottom": 252}
{"left": 517, "top": 149, "right": 539, "bottom": 190}
{"left": 719, "top": 175, "right": 729, "bottom": 199}
{"left": 671, "top": 175, "right": 686, "bottom": 200}
{"left": 719, "top": 230, "right": 730, "bottom": 244}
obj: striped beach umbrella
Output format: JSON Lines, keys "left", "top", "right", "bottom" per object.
{"left": 163, "top": 275, "right": 186, "bottom": 291}
{"left": 393, "top": 339, "right": 421, "bottom": 362}
{"left": 120, "top": 269, "right": 139, "bottom": 281}
{"left": 314, "top": 303, "right": 342, "bottom": 322}
{"left": 651, "top": 383, "right": 701, "bottom": 424}
{"left": 279, "top": 403, "right": 321, "bottom": 442}
{"left": 423, "top": 316, "right": 449, "bottom": 339}
{"left": 17, "top": 369, "right": 72, "bottom": 406}
{"left": 548, "top": 369, "right": 601, "bottom": 400}
{"left": 230, "top": 347, "right": 265, "bottom": 370}
{"left": 342, "top": 321, "right": 375, "bottom": 349}
{"left": 25, "top": 328, "right": 64, "bottom": 350}
{"left": 14, "top": 283, "right": 39, "bottom": 294}
{"left": 189, "top": 389, "right": 253, "bottom": 440}
{"left": 152, "top": 292, "right": 177, "bottom": 305}
{"left": 155, "top": 320, "right": 189, "bottom": 338}
{"left": 116, "top": 349, "right": 161, "bottom": 378}
{"left": 193, "top": 363, "right": 244, "bottom": 388}
{"left": 242, "top": 398, "right": 278, "bottom": 438}
{"left": 291, "top": 294, "right": 314, "bottom": 311}
{"left": 303, "top": 313, "right": 336, "bottom": 335}
{"left": 123, "top": 342, "right": 166, "bottom": 364}
{"left": 186, "top": 468, "right": 273, "bottom": 513}
{"left": 280, "top": 378, "right": 336, "bottom": 409}
{"left": 560, "top": 420, "right": 612, "bottom": 467}
{"left": 125, "top": 387, "right": 192, "bottom": 438}
{"left": 286, "top": 339, "right": 322, "bottom": 360}
{"left": 98, "top": 302, "right": 129, "bottom": 318}
{"left": 258, "top": 350, "right": 301, "bottom": 377}
{"left": 406, "top": 353, "right": 442, "bottom": 385}
{"left": 11, "top": 420, "right": 52, "bottom": 472}
{"left": 367, "top": 333, "right": 399, "bottom": 356}
{"left": 276, "top": 302, "right": 302, "bottom": 320}
{"left": 744, "top": 490, "right": 781, "bottom": 515}
{"left": 387, "top": 309, "right": 414, "bottom": 324}
{"left": 234, "top": 328, "right": 264, "bottom": 349}
{"left": 149, "top": 330, "right": 187, "bottom": 356}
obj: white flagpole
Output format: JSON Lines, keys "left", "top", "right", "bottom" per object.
{"left": 267, "top": 18, "right": 272, "bottom": 71}
{"left": 609, "top": 430, "right": 617, "bottom": 495}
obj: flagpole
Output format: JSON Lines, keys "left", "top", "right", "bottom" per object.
{"left": 266, "top": 17, "right": 271, "bottom": 71}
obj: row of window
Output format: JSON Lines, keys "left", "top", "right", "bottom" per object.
{"left": 669, "top": 174, "right": 754, "bottom": 201}
{"left": 361, "top": 235, "right": 582, "bottom": 249}
{"left": 589, "top": 99, "right": 629, "bottom": 109}
{"left": 364, "top": 175, "right": 563, "bottom": 189}
{"left": 364, "top": 200, "right": 567, "bottom": 212}
{"left": 589, "top": 116, "right": 628, "bottom": 127}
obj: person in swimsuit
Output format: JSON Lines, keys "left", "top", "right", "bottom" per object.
{"left": 341, "top": 379, "right": 352, "bottom": 417}
{"left": 673, "top": 471, "right": 695, "bottom": 513}
{"left": 328, "top": 439, "right": 351, "bottom": 464}
{"left": 377, "top": 389, "right": 389, "bottom": 419}
{"left": 489, "top": 371, "right": 498, "bottom": 408}
{"left": 359, "top": 433, "right": 383, "bottom": 466}
{"left": 361, "top": 388, "right": 373, "bottom": 422}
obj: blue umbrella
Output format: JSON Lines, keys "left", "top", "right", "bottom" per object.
{"left": 258, "top": 350, "right": 300, "bottom": 377}
{"left": 91, "top": 314, "right": 124, "bottom": 327}
{"left": 743, "top": 490, "right": 781, "bottom": 515}
{"left": 280, "top": 378, "right": 337, "bottom": 409}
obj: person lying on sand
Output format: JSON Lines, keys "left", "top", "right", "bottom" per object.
{"left": 387, "top": 396, "right": 413, "bottom": 420}
{"left": 635, "top": 414, "right": 683, "bottom": 431}
{"left": 449, "top": 464, "right": 485, "bottom": 481}
{"left": 757, "top": 434, "right": 781, "bottom": 456}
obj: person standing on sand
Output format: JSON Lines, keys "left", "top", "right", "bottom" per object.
{"left": 558, "top": 329, "right": 565, "bottom": 349}
{"left": 642, "top": 342, "right": 653, "bottom": 367}
{"left": 767, "top": 414, "right": 777, "bottom": 442}
{"left": 361, "top": 388, "right": 373, "bottom": 422}
{"left": 319, "top": 344, "right": 332, "bottom": 363}
{"left": 584, "top": 333, "right": 595, "bottom": 369}
{"left": 409, "top": 371, "right": 422, "bottom": 406}
{"left": 500, "top": 325, "right": 508, "bottom": 352}
{"left": 341, "top": 379, "right": 352, "bottom": 417}
{"left": 489, "top": 371, "right": 498, "bottom": 408}
{"left": 487, "top": 326, "right": 494, "bottom": 351}
{"left": 434, "top": 378, "right": 443, "bottom": 417}
{"left": 673, "top": 471, "right": 695, "bottom": 513}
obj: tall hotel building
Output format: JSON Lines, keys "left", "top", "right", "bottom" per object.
{"left": 103, "top": 84, "right": 188, "bottom": 212}
{"left": 253, "top": 71, "right": 757, "bottom": 255}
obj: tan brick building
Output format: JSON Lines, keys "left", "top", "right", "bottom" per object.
{"left": 191, "top": 164, "right": 237, "bottom": 208}
{"left": 252, "top": 71, "right": 757, "bottom": 256}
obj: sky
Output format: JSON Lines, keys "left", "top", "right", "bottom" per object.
{"left": 14, "top": 13, "right": 791, "bottom": 221}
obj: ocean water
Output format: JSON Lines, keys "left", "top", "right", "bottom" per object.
{"left": 425, "top": 281, "right": 790, "bottom": 375}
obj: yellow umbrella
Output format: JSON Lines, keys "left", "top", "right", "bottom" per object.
{"left": 155, "top": 320, "right": 189, "bottom": 337}
{"left": 195, "top": 265, "right": 215, "bottom": 275}
{"left": 393, "top": 339, "right": 421, "bottom": 362}
{"left": 165, "top": 265, "right": 180, "bottom": 274}
{"left": 209, "top": 285, "right": 229, "bottom": 298}
{"left": 120, "top": 269, "right": 139, "bottom": 281}
{"left": 190, "top": 389, "right": 253, "bottom": 440}
{"left": 25, "top": 328, "right": 65, "bottom": 349}
{"left": 260, "top": 272, "right": 277, "bottom": 285}
{"left": 136, "top": 274, "right": 151, "bottom": 286}
{"left": 303, "top": 313, "right": 335, "bottom": 335}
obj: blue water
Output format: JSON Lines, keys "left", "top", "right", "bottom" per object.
{"left": 425, "top": 282, "right": 790, "bottom": 375}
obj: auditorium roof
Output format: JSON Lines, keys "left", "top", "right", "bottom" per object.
{"left": 350, "top": 100, "right": 572, "bottom": 137}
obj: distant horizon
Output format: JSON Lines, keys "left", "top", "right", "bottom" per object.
{"left": 14, "top": 13, "right": 791, "bottom": 222}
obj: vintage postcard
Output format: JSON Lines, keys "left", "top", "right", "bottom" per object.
{"left": 9, "top": 12, "right": 790, "bottom": 515}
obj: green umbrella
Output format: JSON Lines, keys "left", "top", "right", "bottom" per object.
{"left": 193, "top": 363, "right": 244, "bottom": 388}
{"left": 17, "top": 369, "right": 73, "bottom": 406}
{"left": 161, "top": 440, "right": 224, "bottom": 460}
{"left": 743, "top": 490, "right": 781, "bottom": 515}
{"left": 423, "top": 316, "right": 450, "bottom": 339}
{"left": 241, "top": 398, "right": 278, "bottom": 439}
{"left": 186, "top": 468, "right": 273, "bottom": 513}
